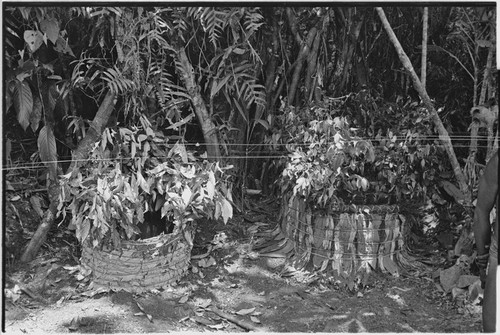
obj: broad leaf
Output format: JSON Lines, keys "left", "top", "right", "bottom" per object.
{"left": 40, "top": 18, "right": 60, "bottom": 44}
{"left": 37, "top": 125, "right": 58, "bottom": 179}
{"left": 13, "top": 80, "right": 33, "bottom": 131}
{"left": 24, "top": 30, "right": 44, "bottom": 53}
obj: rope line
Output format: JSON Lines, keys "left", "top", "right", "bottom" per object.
{"left": 289, "top": 239, "right": 401, "bottom": 259}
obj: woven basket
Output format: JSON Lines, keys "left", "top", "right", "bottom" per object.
{"left": 279, "top": 193, "right": 405, "bottom": 276}
{"left": 81, "top": 224, "right": 195, "bottom": 293}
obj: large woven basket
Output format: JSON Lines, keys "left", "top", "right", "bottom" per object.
{"left": 279, "top": 193, "right": 405, "bottom": 277}
{"left": 81, "top": 225, "right": 195, "bottom": 293}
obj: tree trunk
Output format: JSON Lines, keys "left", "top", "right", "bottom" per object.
{"left": 21, "top": 91, "right": 117, "bottom": 263}
{"left": 421, "top": 7, "right": 428, "bottom": 88}
{"left": 332, "top": 9, "right": 364, "bottom": 95}
{"left": 305, "top": 33, "right": 322, "bottom": 102}
{"left": 285, "top": 8, "right": 318, "bottom": 105}
{"left": 176, "top": 47, "right": 221, "bottom": 161}
{"left": 376, "top": 7, "right": 471, "bottom": 206}
{"left": 376, "top": 7, "right": 475, "bottom": 256}
{"left": 479, "top": 43, "right": 494, "bottom": 106}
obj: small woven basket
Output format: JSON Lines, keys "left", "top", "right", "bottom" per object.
{"left": 81, "top": 225, "right": 195, "bottom": 293}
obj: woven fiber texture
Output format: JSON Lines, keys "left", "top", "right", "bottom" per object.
{"left": 81, "top": 226, "right": 194, "bottom": 293}
{"left": 280, "top": 193, "right": 404, "bottom": 276}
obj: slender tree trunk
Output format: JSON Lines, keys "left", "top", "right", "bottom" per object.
{"left": 473, "top": 44, "right": 479, "bottom": 106}
{"left": 376, "top": 7, "right": 471, "bottom": 204}
{"left": 176, "top": 47, "right": 221, "bottom": 161}
{"left": 421, "top": 7, "right": 428, "bottom": 88}
{"left": 376, "top": 7, "right": 475, "bottom": 256}
{"left": 486, "top": 105, "right": 499, "bottom": 162}
{"left": 332, "top": 9, "right": 363, "bottom": 95}
{"left": 21, "top": 91, "right": 117, "bottom": 263}
{"left": 305, "top": 33, "right": 321, "bottom": 102}
{"left": 285, "top": 8, "right": 318, "bottom": 106}
{"left": 339, "top": 16, "right": 363, "bottom": 92}
{"left": 479, "top": 44, "right": 494, "bottom": 105}
{"left": 265, "top": 19, "right": 279, "bottom": 110}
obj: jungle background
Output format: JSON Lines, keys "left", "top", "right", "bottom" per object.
{"left": 2, "top": 5, "right": 498, "bottom": 333}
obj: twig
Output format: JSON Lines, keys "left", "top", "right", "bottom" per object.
{"left": 209, "top": 306, "right": 268, "bottom": 332}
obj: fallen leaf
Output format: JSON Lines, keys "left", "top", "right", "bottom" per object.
{"left": 208, "top": 323, "right": 226, "bottom": 330}
{"left": 146, "top": 314, "right": 153, "bottom": 323}
{"left": 56, "top": 296, "right": 65, "bottom": 307}
{"left": 236, "top": 307, "right": 256, "bottom": 315}
{"left": 68, "top": 316, "right": 80, "bottom": 331}
{"left": 179, "top": 295, "right": 189, "bottom": 304}
{"left": 10, "top": 195, "right": 21, "bottom": 202}
{"left": 250, "top": 316, "right": 261, "bottom": 324}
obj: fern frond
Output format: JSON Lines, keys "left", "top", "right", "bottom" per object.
{"left": 243, "top": 8, "right": 264, "bottom": 38}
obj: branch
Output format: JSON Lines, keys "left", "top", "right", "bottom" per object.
{"left": 421, "top": 7, "right": 428, "bottom": 88}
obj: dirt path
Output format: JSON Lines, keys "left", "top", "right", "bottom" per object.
{"left": 4, "top": 198, "right": 483, "bottom": 333}
{"left": 4, "top": 245, "right": 481, "bottom": 333}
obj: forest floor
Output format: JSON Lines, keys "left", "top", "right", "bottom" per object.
{"left": 3, "top": 189, "right": 484, "bottom": 333}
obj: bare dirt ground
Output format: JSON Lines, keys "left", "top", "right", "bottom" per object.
{"left": 3, "top": 195, "right": 483, "bottom": 333}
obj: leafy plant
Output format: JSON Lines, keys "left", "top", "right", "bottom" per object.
{"left": 277, "top": 97, "right": 439, "bottom": 208}
{"left": 59, "top": 122, "right": 233, "bottom": 248}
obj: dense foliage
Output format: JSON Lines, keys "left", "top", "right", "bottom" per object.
{"left": 276, "top": 94, "right": 445, "bottom": 208}
{"left": 58, "top": 119, "right": 233, "bottom": 248}
{"left": 2, "top": 6, "right": 496, "bottom": 259}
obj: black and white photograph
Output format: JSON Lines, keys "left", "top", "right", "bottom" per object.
{"left": 2, "top": 3, "right": 497, "bottom": 333}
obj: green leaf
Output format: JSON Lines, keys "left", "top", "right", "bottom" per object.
{"left": 40, "top": 18, "right": 59, "bottom": 44}
{"left": 13, "top": 79, "right": 33, "bottom": 131}
{"left": 221, "top": 198, "right": 232, "bottom": 224}
{"left": 23, "top": 30, "right": 44, "bottom": 52}
{"left": 181, "top": 186, "right": 192, "bottom": 208}
{"left": 37, "top": 125, "right": 58, "bottom": 180}
{"left": 206, "top": 171, "right": 215, "bottom": 199}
